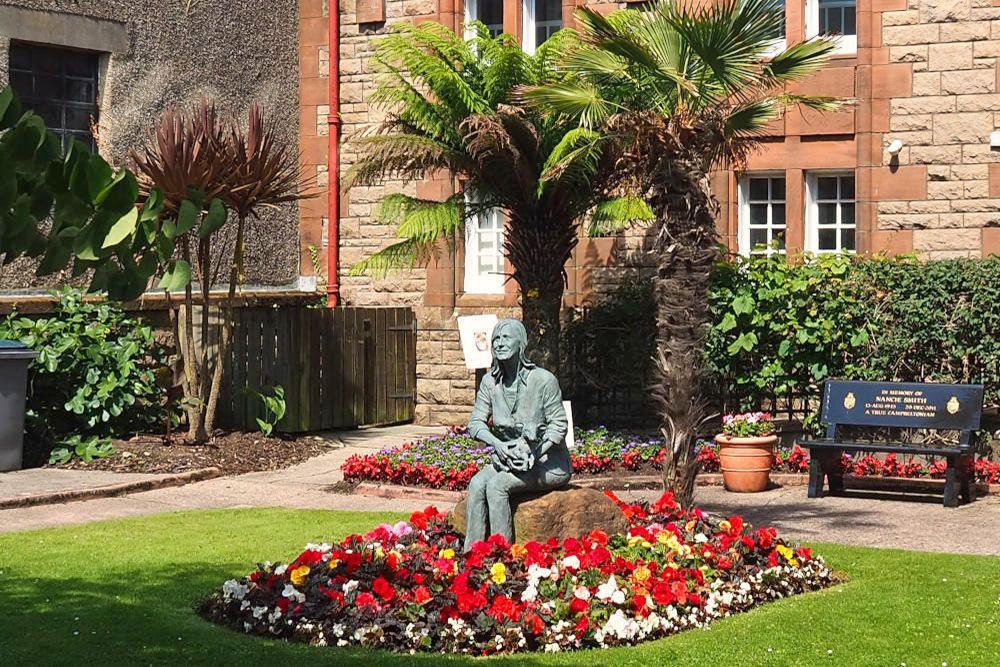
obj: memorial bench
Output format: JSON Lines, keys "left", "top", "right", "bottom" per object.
{"left": 800, "top": 380, "right": 983, "bottom": 507}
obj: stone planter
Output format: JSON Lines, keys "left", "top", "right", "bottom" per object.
{"left": 715, "top": 433, "right": 778, "bottom": 493}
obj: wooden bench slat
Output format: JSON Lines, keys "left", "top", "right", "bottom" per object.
{"left": 798, "top": 439, "right": 964, "bottom": 457}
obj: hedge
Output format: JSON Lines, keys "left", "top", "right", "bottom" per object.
{"left": 565, "top": 254, "right": 1000, "bottom": 428}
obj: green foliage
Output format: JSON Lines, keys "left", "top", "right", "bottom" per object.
{"left": 0, "top": 288, "right": 169, "bottom": 462}
{"left": 253, "top": 385, "right": 286, "bottom": 437}
{"left": 0, "top": 86, "right": 166, "bottom": 301}
{"left": 48, "top": 435, "right": 115, "bottom": 465}
{"left": 706, "top": 253, "right": 1000, "bottom": 421}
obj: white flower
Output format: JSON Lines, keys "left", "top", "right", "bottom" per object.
{"left": 596, "top": 575, "right": 619, "bottom": 602}
{"left": 222, "top": 579, "right": 248, "bottom": 601}
{"left": 342, "top": 579, "right": 359, "bottom": 594}
{"left": 274, "top": 564, "right": 287, "bottom": 575}
{"left": 695, "top": 533, "right": 709, "bottom": 543}
{"left": 573, "top": 586, "right": 591, "bottom": 600}
{"left": 611, "top": 590, "right": 626, "bottom": 605}
{"left": 252, "top": 606, "right": 268, "bottom": 619}
{"left": 561, "top": 555, "right": 581, "bottom": 570}
{"left": 282, "top": 584, "right": 305, "bottom": 602}
{"left": 520, "top": 585, "right": 538, "bottom": 603}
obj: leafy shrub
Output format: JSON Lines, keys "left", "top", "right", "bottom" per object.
{"left": 708, "top": 254, "right": 1000, "bottom": 431}
{"left": 721, "top": 412, "right": 775, "bottom": 438}
{"left": 0, "top": 288, "right": 170, "bottom": 463}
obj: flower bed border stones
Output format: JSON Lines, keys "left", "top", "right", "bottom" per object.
{"left": 202, "top": 492, "right": 833, "bottom": 655}
{"left": 342, "top": 428, "right": 1000, "bottom": 491}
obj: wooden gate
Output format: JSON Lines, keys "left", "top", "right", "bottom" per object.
{"left": 219, "top": 306, "right": 416, "bottom": 432}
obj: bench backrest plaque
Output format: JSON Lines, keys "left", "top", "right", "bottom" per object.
{"left": 821, "top": 380, "right": 983, "bottom": 435}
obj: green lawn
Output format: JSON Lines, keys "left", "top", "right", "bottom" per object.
{"left": 1, "top": 509, "right": 998, "bottom": 666}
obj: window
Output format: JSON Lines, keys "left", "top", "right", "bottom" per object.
{"left": 522, "top": 0, "right": 562, "bottom": 54}
{"left": 807, "top": 0, "right": 857, "bottom": 52}
{"left": 8, "top": 42, "right": 100, "bottom": 151}
{"left": 465, "top": 0, "right": 504, "bottom": 38}
{"left": 766, "top": 0, "right": 787, "bottom": 49}
{"left": 807, "top": 172, "right": 855, "bottom": 253}
{"left": 464, "top": 194, "right": 506, "bottom": 294}
{"left": 739, "top": 175, "right": 786, "bottom": 256}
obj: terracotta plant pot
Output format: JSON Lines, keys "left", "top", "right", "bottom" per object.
{"left": 715, "top": 434, "right": 778, "bottom": 493}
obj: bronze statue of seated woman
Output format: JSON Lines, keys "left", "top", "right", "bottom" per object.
{"left": 463, "top": 318, "right": 571, "bottom": 551}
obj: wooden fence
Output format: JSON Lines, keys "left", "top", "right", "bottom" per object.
{"left": 218, "top": 306, "right": 416, "bottom": 432}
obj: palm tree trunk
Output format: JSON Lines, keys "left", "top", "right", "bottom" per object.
{"left": 649, "top": 167, "right": 719, "bottom": 508}
{"left": 505, "top": 218, "right": 578, "bottom": 377}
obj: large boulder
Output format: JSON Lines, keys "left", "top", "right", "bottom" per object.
{"left": 451, "top": 485, "right": 629, "bottom": 543}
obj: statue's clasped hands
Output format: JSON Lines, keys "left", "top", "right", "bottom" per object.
{"left": 493, "top": 437, "right": 535, "bottom": 473}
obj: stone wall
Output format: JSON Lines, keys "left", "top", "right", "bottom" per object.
{"left": 878, "top": 0, "right": 1000, "bottom": 257}
{"left": 0, "top": 0, "right": 301, "bottom": 291}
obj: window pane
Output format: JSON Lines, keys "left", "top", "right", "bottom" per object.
{"left": 748, "top": 178, "right": 769, "bottom": 200}
{"left": 66, "top": 53, "right": 99, "bottom": 78}
{"left": 771, "top": 178, "right": 785, "bottom": 200}
{"left": 65, "top": 79, "right": 95, "bottom": 103}
{"left": 33, "top": 48, "right": 62, "bottom": 75}
{"left": 841, "top": 203, "right": 855, "bottom": 226}
{"left": 774, "top": 228, "right": 787, "bottom": 250}
{"left": 750, "top": 204, "right": 768, "bottom": 225}
{"left": 772, "top": 204, "right": 786, "bottom": 227}
{"left": 818, "top": 229, "right": 838, "bottom": 250}
{"left": 840, "top": 176, "right": 855, "bottom": 199}
{"left": 10, "top": 71, "right": 33, "bottom": 97}
{"left": 35, "top": 104, "right": 63, "bottom": 129}
{"left": 477, "top": 0, "right": 504, "bottom": 36}
{"left": 817, "top": 177, "right": 838, "bottom": 199}
{"left": 818, "top": 203, "right": 838, "bottom": 225}
{"left": 750, "top": 227, "right": 768, "bottom": 247}
{"left": 841, "top": 228, "right": 855, "bottom": 251}
{"left": 34, "top": 75, "right": 63, "bottom": 100}
{"left": 536, "top": 0, "right": 560, "bottom": 21}
{"left": 10, "top": 43, "right": 32, "bottom": 69}
{"left": 844, "top": 7, "right": 856, "bottom": 35}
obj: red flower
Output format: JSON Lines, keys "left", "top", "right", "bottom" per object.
{"left": 569, "top": 597, "right": 588, "bottom": 614}
{"left": 356, "top": 592, "right": 378, "bottom": 608}
{"left": 574, "top": 615, "right": 590, "bottom": 636}
{"left": 795, "top": 546, "right": 813, "bottom": 560}
{"left": 524, "top": 613, "right": 545, "bottom": 635}
{"left": 372, "top": 577, "right": 396, "bottom": 602}
{"left": 487, "top": 595, "right": 519, "bottom": 622}
{"left": 651, "top": 582, "right": 675, "bottom": 606}
{"left": 412, "top": 586, "right": 431, "bottom": 604}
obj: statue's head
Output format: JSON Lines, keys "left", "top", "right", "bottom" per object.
{"left": 489, "top": 318, "right": 534, "bottom": 379}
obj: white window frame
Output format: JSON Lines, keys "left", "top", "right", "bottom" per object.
{"left": 738, "top": 173, "right": 787, "bottom": 256}
{"left": 805, "top": 171, "right": 856, "bottom": 254}
{"left": 463, "top": 193, "right": 506, "bottom": 294}
{"left": 465, "top": 0, "right": 504, "bottom": 39}
{"left": 806, "top": 0, "right": 857, "bottom": 54}
{"left": 521, "top": 0, "right": 562, "bottom": 55}
{"left": 763, "top": 0, "right": 787, "bottom": 58}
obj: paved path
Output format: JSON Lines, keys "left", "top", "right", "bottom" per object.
{"left": 624, "top": 485, "right": 1000, "bottom": 557}
{"left": 0, "top": 467, "right": 167, "bottom": 500}
{"left": 0, "top": 425, "right": 447, "bottom": 534}
{"left": 4, "top": 427, "right": 1000, "bottom": 557}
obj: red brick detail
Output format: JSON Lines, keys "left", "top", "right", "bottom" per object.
{"left": 357, "top": 0, "right": 387, "bottom": 23}
{"left": 990, "top": 164, "right": 1000, "bottom": 198}
{"left": 871, "top": 166, "right": 928, "bottom": 200}
{"left": 984, "top": 228, "right": 1000, "bottom": 256}
{"left": 870, "top": 230, "right": 914, "bottom": 256}
{"left": 871, "top": 63, "right": 914, "bottom": 99}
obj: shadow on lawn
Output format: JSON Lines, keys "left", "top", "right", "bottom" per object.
{"left": 0, "top": 563, "right": 559, "bottom": 666}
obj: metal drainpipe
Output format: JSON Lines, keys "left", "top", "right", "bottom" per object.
{"left": 326, "top": 0, "right": 342, "bottom": 307}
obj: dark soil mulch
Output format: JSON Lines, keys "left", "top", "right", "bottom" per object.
{"left": 50, "top": 431, "right": 338, "bottom": 475}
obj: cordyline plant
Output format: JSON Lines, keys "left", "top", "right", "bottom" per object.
{"left": 132, "top": 100, "right": 308, "bottom": 443}
{"left": 345, "top": 22, "right": 653, "bottom": 373}
{"left": 525, "top": 0, "right": 838, "bottom": 505}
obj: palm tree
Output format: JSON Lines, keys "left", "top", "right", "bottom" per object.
{"left": 525, "top": 0, "right": 838, "bottom": 505}
{"left": 345, "top": 22, "right": 652, "bottom": 373}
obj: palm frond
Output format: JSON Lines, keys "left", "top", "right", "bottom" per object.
{"left": 348, "top": 239, "right": 421, "bottom": 277}
{"left": 588, "top": 195, "right": 655, "bottom": 236}
{"left": 342, "top": 134, "right": 470, "bottom": 190}
{"left": 521, "top": 81, "right": 616, "bottom": 128}
{"left": 764, "top": 37, "right": 839, "bottom": 84}
{"left": 376, "top": 192, "right": 465, "bottom": 243}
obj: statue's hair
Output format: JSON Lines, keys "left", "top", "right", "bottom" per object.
{"left": 489, "top": 318, "right": 536, "bottom": 381}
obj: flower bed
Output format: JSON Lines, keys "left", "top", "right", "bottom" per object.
{"left": 202, "top": 492, "right": 832, "bottom": 654}
{"left": 342, "top": 427, "right": 1000, "bottom": 490}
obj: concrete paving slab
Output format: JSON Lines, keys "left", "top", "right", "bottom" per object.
{"left": 0, "top": 468, "right": 166, "bottom": 500}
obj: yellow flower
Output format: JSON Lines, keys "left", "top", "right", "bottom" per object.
{"left": 776, "top": 545, "right": 793, "bottom": 561}
{"left": 633, "top": 566, "right": 651, "bottom": 583}
{"left": 439, "top": 548, "right": 455, "bottom": 560}
{"left": 290, "top": 565, "right": 311, "bottom": 587}
{"left": 627, "top": 535, "right": 652, "bottom": 549}
{"left": 511, "top": 544, "right": 527, "bottom": 559}
{"left": 327, "top": 558, "right": 341, "bottom": 570}
{"left": 685, "top": 520, "right": 697, "bottom": 532}
{"left": 718, "top": 520, "right": 731, "bottom": 533}
{"left": 490, "top": 562, "right": 507, "bottom": 585}
{"left": 526, "top": 288, "right": 540, "bottom": 298}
